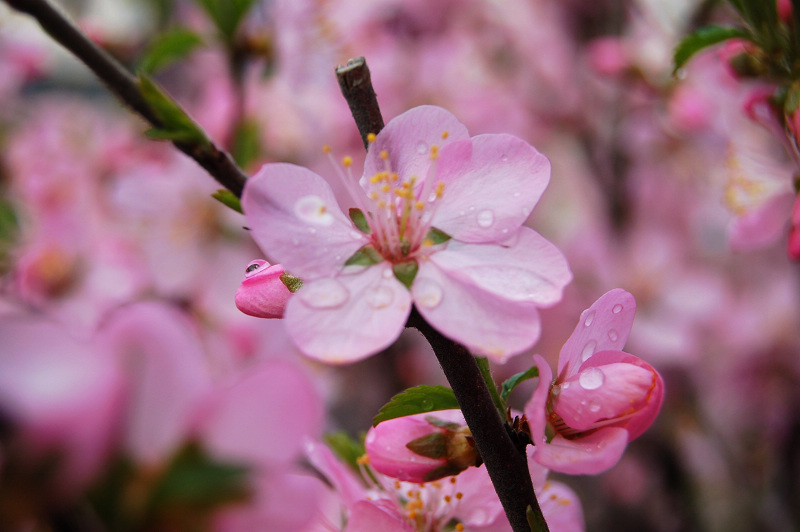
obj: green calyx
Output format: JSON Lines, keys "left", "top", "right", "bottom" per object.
{"left": 345, "top": 245, "right": 383, "bottom": 266}
{"left": 280, "top": 272, "right": 303, "bottom": 293}
{"left": 392, "top": 260, "right": 418, "bottom": 289}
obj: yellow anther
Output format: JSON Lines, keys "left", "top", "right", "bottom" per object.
{"left": 449, "top": 477, "right": 457, "bottom": 484}
{"left": 367, "top": 132, "right": 377, "bottom": 143}
{"left": 442, "top": 131, "right": 449, "bottom": 139}
{"left": 394, "top": 480, "right": 402, "bottom": 490}
{"left": 381, "top": 184, "right": 391, "bottom": 193}
{"left": 423, "top": 238, "right": 434, "bottom": 247}
{"left": 407, "top": 510, "right": 418, "bottom": 519}
{"left": 370, "top": 174, "right": 382, "bottom": 184}
{"left": 378, "top": 200, "right": 387, "bottom": 208}
{"left": 356, "top": 454, "right": 370, "bottom": 465}
{"left": 322, "top": 144, "right": 331, "bottom": 153}
{"left": 380, "top": 150, "right": 389, "bottom": 160}
{"left": 455, "top": 524, "right": 465, "bottom": 532}
{"left": 401, "top": 182, "right": 411, "bottom": 189}
{"left": 429, "top": 144, "right": 439, "bottom": 160}
{"left": 407, "top": 490, "right": 415, "bottom": 498}
{"left": 444, "top": 495, "right": 452, "bottom": 503}
{"left": 369, "top": 191, "right": 379, "bottom": 200}
{"left": 455, "top": 492, "right": 464, "bottom": 500}
{"left": 395, "top": 188, "right": 409, "bottom": 197}
{"left": 390, "top": 172, "right": 399, "bottom": 181}
{"left": 342, "top": 156, "right": 353, "bottom": 167}
{"left": 415, "top": 201, "right": 425, "bottom": 210}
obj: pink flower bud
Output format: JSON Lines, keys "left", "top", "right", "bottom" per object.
{"left": 787, "top": 194, "right": 800, "bottom": 260}
{"left": 365, "top": 410, "right": 480, "bottom": 483}
{"left": 235, "top": 260, "right": 294, "bottom": 318}
{"left": 779, "top": 0, "right": 793, "bottom": 23}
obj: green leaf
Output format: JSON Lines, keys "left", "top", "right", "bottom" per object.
{"left": 406, "top": 432, "right": 448, "bottom": 459}
{"left": 425, "top": 227, "right": 451, "bottom": 245}
{"left": 673, "top": 25, "right": 752, "bottom": 73}
{"left": 231, "top": 119, "right": 262, "bottom": 169}
{"left": 0, "top": 197, "right": 19, "bottom": 272}
{"left": 211, "top": 189, "right": 243, "bottom": 213}
{"left": 344, "top": 245, "right": 383, "bottom": 266}
{"left": 500, "top": 366, "right": 540, "bottom": 402}
{"left": 373, "top": 385, "right": 460, "bottom": 427}
{"left": 193, "top": 0, "right": 259, "bottom": 43}
{"left": 423, "top": 415, "right": 461, "bottom": 431}
{"left": 324, "top": 431, "right": 366, "bottom": 473}
{"left": 138, "top": 74, "right": 210, "bottom": 148}
{"left": 349, "top": 208, "right": 371, "bottom": 234}
{"left": 138, "top": 27, "right": 204, "bottom": 74}
{"left": 392, "top": 260, "right": 418, "bottom": 289}
{"left": 280, "top": 271, "right": 303, "bottom": 293}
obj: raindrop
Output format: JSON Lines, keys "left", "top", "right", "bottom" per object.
{"left": 561, "top": 382, "right": 571, "bottom": 391}
{"left": 583, "top": 311, "right": 595, "bottom": 327}
{"left": 589, "top": 402, "right": 601, "bottom": 413}
{"left": 477, "top": 210, "right": 494, "bottom": 228}
{"left": 382, "top": 268, "right": 393, "bottom": 278}
{"left": 298, "top": 278, "right": 349, "bottom": 309}
{"left": 501, "top": 154, "right": 509, "bottom": 162}
{"left": 245, "top": 262, "right": 261, "bottom": 273}
{"left": 468, "top": 205, "right": 476, "bottom": 212}
{"left": 427, "top": 192, "right": 438, "bottom": 203}
{"left": 578, "top": 367, "right": 605, "bottom": 390}
{"left": 459, "top": 210, "right": 466, "bottom": 216}
{"left": 513, "top": 191, "right": 521, "bottom": 198}
{"left": 551, "top": 384, "right": 561, "bottom": 396}
{"left": 612, "top": 304, "right": 623, "bottom": 314}
{"left": 581, "top": 340, "right": 597, "bottom": 362}
{"left": 416, "top": 141, "right": 428, "bottom": 154}
{"left": 608, "top": 329, "right": 619, "bottom": 342}
{"left": 366, "top": 286, "right": 394, "bottom": 309}
{"left": 421, "top": 398, "right": 434, "bottom": 411}
{"left": 294, "top": 195, "right": 334, "bottom": 226}
{"left": 413, "top": 278, "right": 444, "bottom": 309}
{"left": 350, "top": 230, "right": 364, "bottom": 240}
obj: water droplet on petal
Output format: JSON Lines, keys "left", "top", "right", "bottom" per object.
{"left": 584, "top": 311, "right": 595, "bottom": 327}
{"left": 561, "top": 382, "right": 571, "bottom": 390}
{"left": 350, "top": 230, "right": 364, "bottom": 240}
{"left": 298, "top": 278, "right": 349, "bottom": 309}
{"left": 382, "top": 268, "right": 393, "bottom": 278}
{"left": 416, "top": 141, "right": 427, "bottom": 154}
{"left": 294, "top": 195, "right": 334, "bottom": 226}
{"left": 581, "top": 340, "right": 597, "bottom": 362}
{"left": 612, "top": 304, "right": 623, "bottom": 314}
{"left": 245, "top": 261, "right": 262, "bottom": 274}
{"left": 501, "top": 154, "right": 509, "bottom": 162}
{"left": 468, "top": 205, "right": 476, "bottom": 212}
{"left": 578, "top": 367, "right": 605, "bottom": 390}
{"left": 366, "top": 285, "right": 394, "bottom": 309}
{"left": 413, "top": 278, "right": 443, "bottom": 309}
{"left": 513, "top": 191, "right": 521, "bottom": 198}
{"left": 551, "top": 384, "right": 561, "bottom": 396}
{"left": 589, "top": 402, "right": 601, "bottom": 413}
{"left": 421, "top": 398, "right": 434, "bottom": 410}
{"left": 477, "top": 210, "right": 494, "bottom": 228}
{"left": 608, "top": 329, "right": 619, "bottom": 342}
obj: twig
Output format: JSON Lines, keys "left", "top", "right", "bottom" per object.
{"left": 4, "top": 0, "right": 248, "bottom": 198}
{"left": 335, "top": 57, "right": 385, "bottom": 150}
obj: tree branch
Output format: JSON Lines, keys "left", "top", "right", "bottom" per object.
{"left": 335, "top": 57, "right": 385, "bottom": 150}
{"left": 4, "top": 0, "right": 248, "bottom": 198}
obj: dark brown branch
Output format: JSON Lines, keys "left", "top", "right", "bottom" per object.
{"left": 4, "top": 0, "right": 248, "bottom": 198}
{"left": 335, "top": 57, "right": 385, "bottom": 149}
{"left": 408, "top": 309, "right": 548, "bottom": 532}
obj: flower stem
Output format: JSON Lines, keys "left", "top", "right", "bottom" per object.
{"left": 3, "top": 0, "right": 248, "bottom": 198}
{"left": 476, "top": 356, "right": 507, "bottom": 416}
{"left": 408, "top": 309, "right": 549, "bottom": 532}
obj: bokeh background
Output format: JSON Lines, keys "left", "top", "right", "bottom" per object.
{"left": 1, "top": 0, "right": 799, "bottom": 531}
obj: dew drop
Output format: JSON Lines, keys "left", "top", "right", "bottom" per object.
{"left": 612, "top": 304, "right": 623, "bottom": 314}
{"left": 501, "top": 154, "right": 509, "bottom": 162}
{"left": 421, "top": 398, "right": 434, "bottom": 411}
{"left": 350, "top": 230, "right": 365, "bottom": 240}
{"left": 561, "top": 382, "right": 570, "bottom": 390}
{"left": 589, "top": 402, "right": 601, "bottom": 413}
{"left": 366, "top": 285, "right": 394, "bottom": 309}
{"left": 581, "top": 340, "right": 597, "bottom": 362}
{"left": 583, "top": 311, "right": 595, "bottom": 327}
{"left": 382, "top": 268, "right": 393, "bottom": 278}
{"left": 477, "top": 210, "right": 495, "bottom": 228}
{"left": 513, "top": 191, "right": 521, "bottom": 198}
{"left": 298, "top": 278, "right": 349, "bottom": 309}
{"left": 413, "top": 278, "right": 443, "bottom": 308}
{"left": 578, "top": 367, "right": 605, "bottom": 390}
{"left": 468, "top": 205, "right": 476, "bottom": 212}
{"left": 607, "top": 329, "right": 619, "bottom": 342}
{"left": 459, "top": 210, "right": 466, "bottom": 216}
{"left": 245, "top": 262, "right": 262, "bottom": 274}
{"left": 551, "top": 384, "right": 561, "bottom": 396}
{"left": 294, "top": 195, "right": 334, "bottom": 226}
{"left": 416, "top": 141, "right": 428, "bottom": 154}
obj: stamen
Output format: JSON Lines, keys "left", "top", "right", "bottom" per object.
{"left": 367, "top": 132, "right": 377, "bottom": 143}
{"left": 441, "top": 130, "right": 449, "bottom": 139}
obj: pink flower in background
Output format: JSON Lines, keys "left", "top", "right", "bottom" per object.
{"left": 525, "top": 289, "right": 664, "bottom": 475}
{"left": 235, "top": 260, "right": 294, "bottom": 318}
{"left": 242, "top": 105, "right": 571, "bottom": 363}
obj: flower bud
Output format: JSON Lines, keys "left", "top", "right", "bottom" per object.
{"left": 365, "top": 410, "right": 480, "bottom": 483}
{"left": 235, "top": 260, "right": 294, "bottom": 318}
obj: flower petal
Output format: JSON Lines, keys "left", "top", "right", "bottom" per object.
{"left": 525, "top": 354, "right": 554, "bottom": 447}
{"left": 431, "top": 134, "right": 551, "bottom": 243}
{"left": 533, "top": 428, "right": 628, "bottom": 475}
{"left": 557, "top": 289, "right": 636, "bottom": 379}
{"left": 305, "top": 439, "right": 367, "bottom": 510}
{"left": 242, "top": 163, "right": 367, "bottom": 278}
{"left": 284, "top": 263, "right": 412, "bottom": 363}
{"left": 362, "top": 105, "right": 469, "bottom": 186}
{"left": 428, "top": 228, "right": 572, "bottom": 307}
{"left": 345, "top": 500, "right": 414, "bottom": 532}
{"left": 413, "top": 259, "right": 544, "bottom": 361}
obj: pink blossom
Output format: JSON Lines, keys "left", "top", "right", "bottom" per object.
{"left": 242, "top": 105, "right": 571, "bottom": 363}
{"left": 788, "top": 193, "right": 800, "bottom": 259}
{"left": 235, "top": 259, "right": 294, "bottom": 318}
{"left": 525, "top": 289, "right": 664, "bottom": 475}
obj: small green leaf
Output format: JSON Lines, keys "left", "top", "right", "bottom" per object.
{"left": 344, "top": 245, "right": 383, "bottom": 266}
{"left": 373, "top": 385, "right": 460, "bottom": 427}
{"left": 425, "top": 227, "right": 451, "bottom": 245}
{"left": 424, "top": 464, "right": 466, "bottom": 482}
{"left": 138, "top": 27, "right": 204, "bottom": 74}
{"left": 500, "top": 366, "right": 540, "bottom": 402}
{"left": 324, "top": 431, "right": 366, "bottom": 473}
{"left": 392, "top": 260, "right": 418, "bottom": 289}
{"left": 231, "top": 119, "right": 262, "bottom": 169}
{"left": 349, "top": 208, "right": 372, "bottom": 234}
{"left": 423, "top": 415, "right": 461, "bottom": 431}
{"left": 786, "top": 83, "right": 800, "bottom": 115}
{"left": 406, "top": 433, "right": 447, "bottom": 459}
{"left": 138, "top": 74, "right": 210, "bottom": 148}
{"left": 280, "top": 272, "right": 303, "bottom": 293}
{"left": 673, "top": 25, "right": 752, "bottom": 73}
{"left": 527, "top": 504, "right": 549, "bottom": 532}
{"left": 193, "top": 0, "right": 259, "bottom": 43}
{"left": 211, "top": 189, "right": 243, "bottom": 213}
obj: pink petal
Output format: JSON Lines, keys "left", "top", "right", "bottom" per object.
{"left": 284, "top": 263, "right": 412, "bottom": 363}
{"left": 242, "top": 163, "right": 368, "bottom": 278}
{"left": 533, "top": 428, "right": 628, "bottom": 475}
{"left": 345, "top": 500, "right": 414, "bottom": 532}
{"left": 429, "top": 228, "right": 572, "bottom": 307}
{"left": 100, "top": 302, "right": 213, "bottom": 464}
{"left": 235, "top": 260, "right": 292, "bottom": 318}
{"left": 304, "top": 439, "right": 367, "bottom": 509}
{"left": 432, "top": 134, "right": 551, "bottom": 243}
{"left": 557, "top": 289, "right": 636, "bottom": 379}
{"left": 362, "top": 105, "right": 469, "bottom": 188}
{"left": 537, "top": 479, "right": 586, "bottom": 532}
{"left": 728, "top": 192, "right": 793, "bottom": 251}
{"left": 196, "top": 361, "right": 322, "bottom": 468}
{"left": 412, "top": 258, "right": 542, "bottom": 361}
{"left": 525, "top": 355, "right": 554, "bottom": 447}
{"left": 555, "top": 354, "right": 657, "bottom": 432}
{"left": 451, "top": 465, "right": 506, "bottom": 528}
